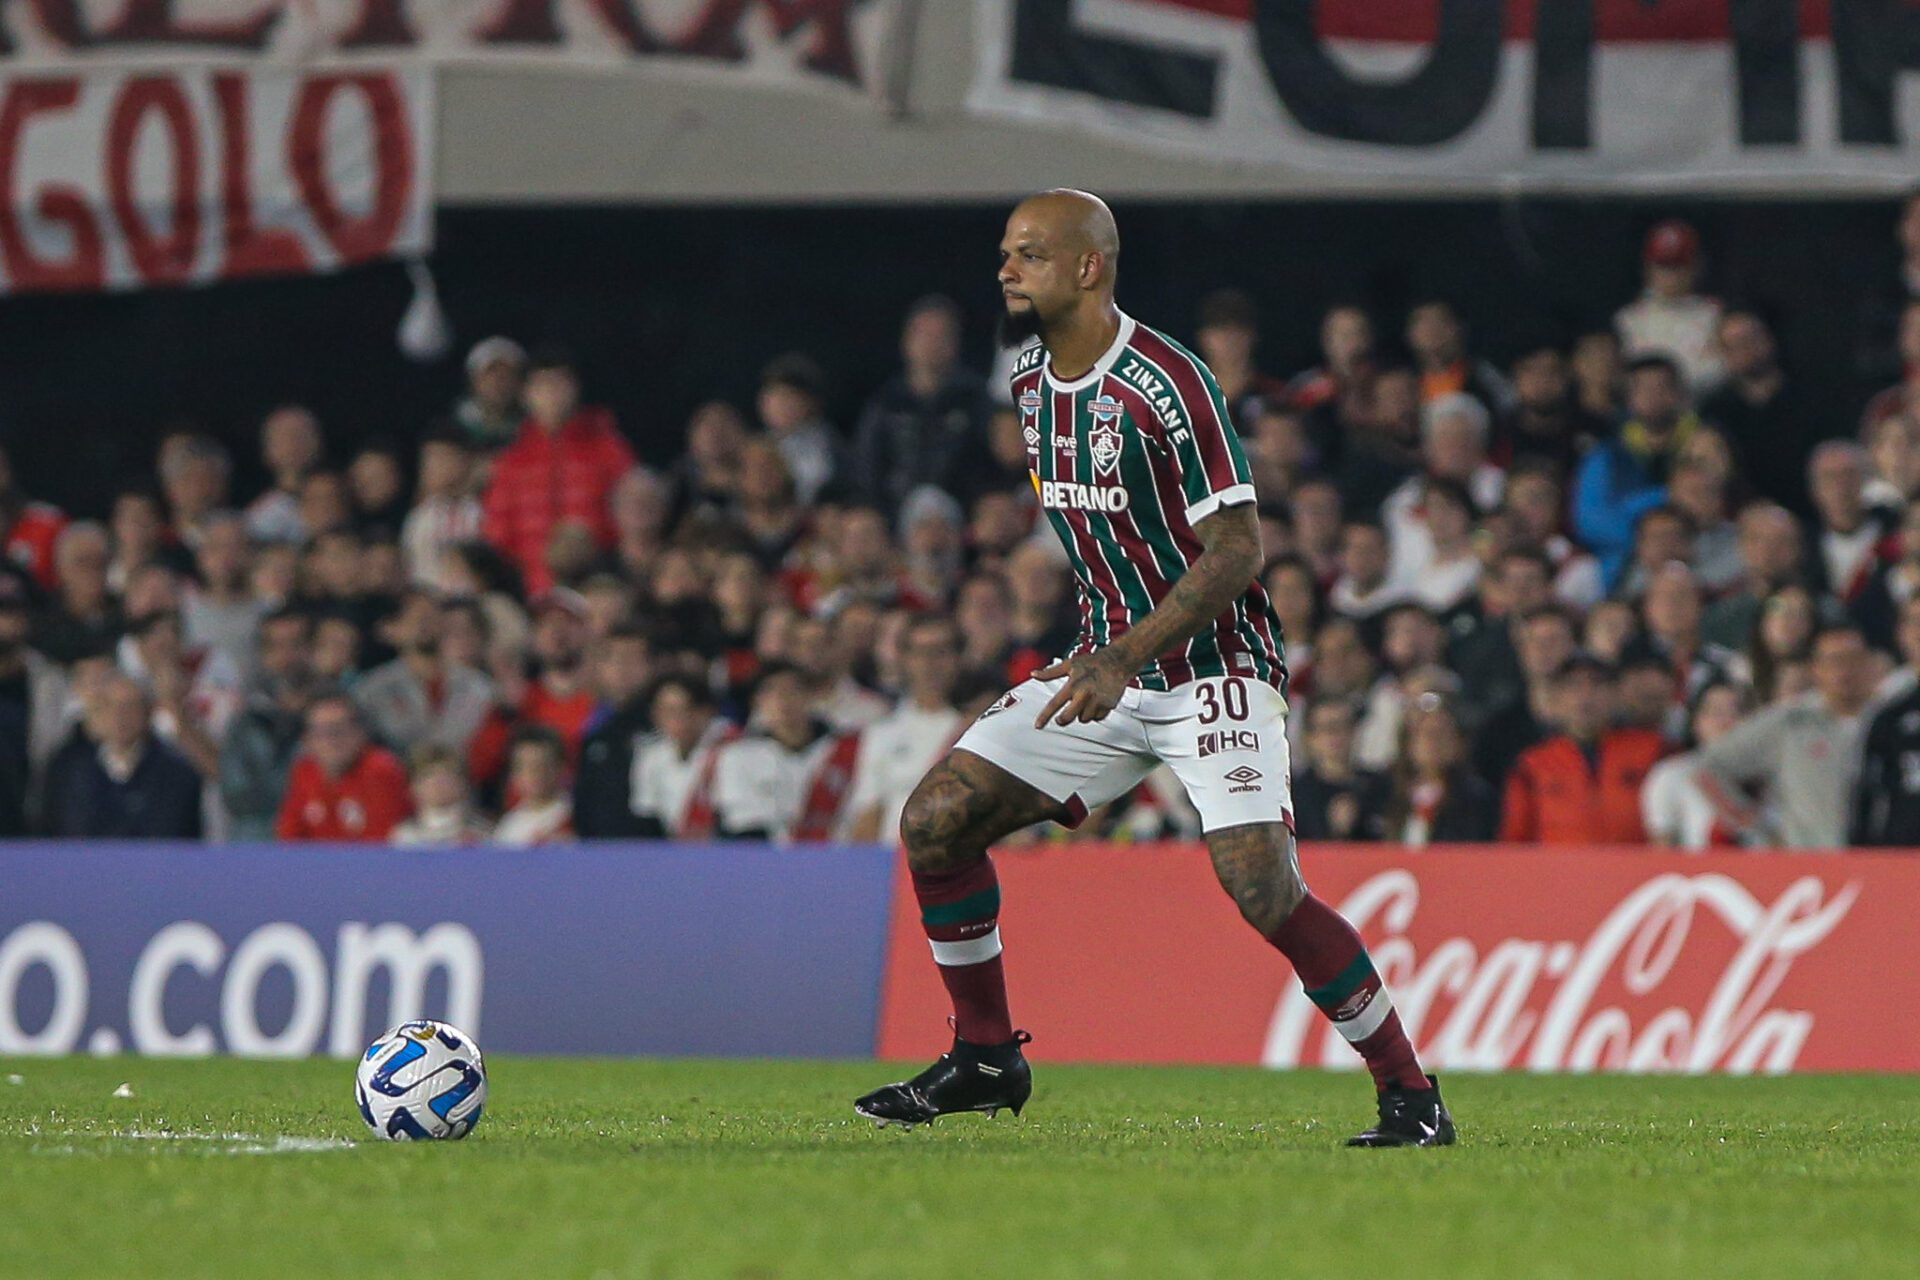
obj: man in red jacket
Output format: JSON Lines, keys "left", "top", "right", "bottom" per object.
{"left": 1501, "top": 652, "right": 1666, "bottom": 845}
{"left": 276, "top": 692, "right": 412, "bottom": 841}
{"left": 482, "top": 346, "right": 635, "bottom": 595}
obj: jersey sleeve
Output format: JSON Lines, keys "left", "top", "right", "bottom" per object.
{"left": 1166, "top": 358, "right": 1255, "bottom": 525}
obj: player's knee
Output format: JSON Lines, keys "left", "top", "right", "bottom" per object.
{"left": 898, "top": 776, "right": 972, "bottom": 873}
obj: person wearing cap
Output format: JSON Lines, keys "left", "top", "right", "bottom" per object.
{"left": 456, "top": 336, "right": 527, "bottom": 451}
{"left": 853, "top": 295, "right": 995, "bottom": 519}
{"left": 1614, "top": 218, "right": 1725, "bottom": 396}
{"left": 757, "top": 352, "right": 850, "bottom": 507}
{"left": 481, "top": 345, "right": 635, "bottom": 596}
{"left": 1499, "top": 652, "right": 1668, "bottom": 845}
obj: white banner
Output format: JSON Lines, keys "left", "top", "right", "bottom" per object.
{"left": 0, "top": 66, "right": 433, "bottom": 291}
{"left": 970, "top": 0, "right": 1920, "bottom": 193}
{"left": 0, "top": 1, "right": 890, "bottom": 85}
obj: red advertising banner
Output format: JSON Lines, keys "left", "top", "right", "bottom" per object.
{"left": 0, "top": 66, "right": 432, "bottom": 293}
{"left": 877, "top": 845, "right": 1918, "bottom": 1074}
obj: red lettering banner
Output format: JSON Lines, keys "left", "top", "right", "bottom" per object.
{"left": 877, "top": 845, "right": 1920, "bottom": 1074}
{"left": 0, "top": 66, "right": 432, "bottom": 293}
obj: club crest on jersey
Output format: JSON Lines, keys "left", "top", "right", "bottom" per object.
{"left": 1087, "top": 398, "right": 1125, "bottom": 475}
{"left": 1018, "top": 391, "right": 1042, "bottom": 453}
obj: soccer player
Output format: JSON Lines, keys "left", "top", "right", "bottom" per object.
{"left": 854, "top": 191, "right": 1453, "bottom": 1148}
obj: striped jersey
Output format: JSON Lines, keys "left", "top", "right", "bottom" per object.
{"left": 1012, "top": 312, "right": 1287, "bottom": 693}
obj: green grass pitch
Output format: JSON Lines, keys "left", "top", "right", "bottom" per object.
{"left": 1, "top": 1056, "right": 1915, "bottom": 1279}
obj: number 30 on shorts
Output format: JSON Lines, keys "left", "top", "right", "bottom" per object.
{"left": 1196, "top": 678, "right": 1250, "bottom": 724}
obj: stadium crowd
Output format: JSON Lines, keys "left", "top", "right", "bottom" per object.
{"left": 6, "top": 211, "right": 1920, "bottom": 851}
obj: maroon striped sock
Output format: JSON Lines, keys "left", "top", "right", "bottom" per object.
{"left": 1265, "top": 894, "right": 1430, "bottom": 1091}
{"left": 912, "top": 860, "right": 1013, "bottom": 1045}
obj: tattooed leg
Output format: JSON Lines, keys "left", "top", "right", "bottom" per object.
{"left": 897, "top": 749, "right": 1061, "bottom": 1045}
{"left": 1212, "top": 822, "right": 1431, "bottom": 1091}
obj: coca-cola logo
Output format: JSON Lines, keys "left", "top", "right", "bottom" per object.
{"left": 1264, "top": 871, "right": 1860, "bottom": 1075}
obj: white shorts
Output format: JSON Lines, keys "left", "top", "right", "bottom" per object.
{"left": 954, "top": 674, "right": 1294, "bottom": 834}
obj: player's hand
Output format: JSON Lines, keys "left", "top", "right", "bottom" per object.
{"left": 1031, "top": 652, "right": 1129, "bottom": 728}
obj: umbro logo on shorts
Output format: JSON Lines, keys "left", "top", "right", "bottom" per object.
{"left": 1224, "top": 765, "right": 1263, "bottom": 794}
{"left": 1198, "top": 730, "right": 1259, "bottom": 758}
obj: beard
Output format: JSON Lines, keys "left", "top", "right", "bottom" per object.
{"left": 998, "top": 303, "right": 1044, "bottom": 349}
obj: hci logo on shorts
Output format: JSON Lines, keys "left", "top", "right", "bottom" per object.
{"left": 1087, "top": 399, "right": 1125, "bottom": 474}
{"left": 1198, "top": 730, "right": 1260, "bottom": 758}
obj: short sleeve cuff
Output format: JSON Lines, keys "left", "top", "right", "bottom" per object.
{"left": 1185, "top": 483, "right": 1257, "bottom": 526}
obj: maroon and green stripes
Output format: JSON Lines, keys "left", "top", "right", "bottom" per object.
{"left": 1015, "top": 315, "right": 1287, "bottom": 692}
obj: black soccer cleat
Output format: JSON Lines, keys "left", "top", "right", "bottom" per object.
{"left": 1346, "top": 1074, "right": 1456, "bottom": 1148}
{"left": 855, "top": 1032, "right": 1033, "bottom": 1129}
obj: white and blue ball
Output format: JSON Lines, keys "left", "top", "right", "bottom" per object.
{"left": 354, "top": 1020, "right": 487, "bottom": 1141}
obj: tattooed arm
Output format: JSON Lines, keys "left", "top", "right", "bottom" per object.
{"left": 1033, "top": 502, "right": 1263, "bottom": 727}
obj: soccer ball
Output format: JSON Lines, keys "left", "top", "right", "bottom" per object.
{"left": 354, "top": 1020, "right": 487, "bottom": 1141}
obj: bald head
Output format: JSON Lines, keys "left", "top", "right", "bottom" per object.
{"left": 1015, "top": 189, "right": 1119, "bottom": 262}
{"left": 999, "top": 189, "right": 1121, "bottom": 347}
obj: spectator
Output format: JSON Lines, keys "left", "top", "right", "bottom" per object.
{"left": 1614, "top": 218, "right": 1724, "bottom": 394}
{"left": 108, "top": 487, "right": 189, "bottom": 595}
{"left": 1472, "top": 604, "right": 1577, "bottom": 792}
{"left": 391, "top": 744, "right": 493, "bottom": 846}
{"left": 573, "top": 624, "right": 657, "bottom": 839}
{"left": 853, "top": 295, "right": 994, "bottom": 517}
{"left": 1355, "top": 602, "right": 1450, "bottom": 771}
{"left": 312, "top": 610, "right": 365, "bottom": 690}
{"left": 633, "top": 674, "right": 732, "bottom": 838}
{"left": 120, "top": 608, "right": 241, "bottom": 789}
{"left": 1335, "top": 365, "right": 1421, "bottom": 515}
{"left": 788, "top": 612, "right": 889, "bottom": 732}
{"left": 33, "top": 521, "right": 119, "bottom": 664}
{"left": 0, "top": 574, "right": 74, "bottom": 778}
{"left": 0, "top": 442, "right": 67, "bottom": 591}
{"left": 494, "top": 726, "right": 575, "bottom": 846}
{"left": 1574, "top": 355, "right": 1700, "bottom": 589}
{"left": 158, "top": 435, "right": 231, "bottom": 552}
{"left": 245, "top": 406, "right": 323, "bottom": 545}
{"left": 1571, "top": 329, "right": 1625, "bottom": 420}
{"left": 1702, "top": 504, "right": 1805, "bottom": 649}
{"left": 1641, "top": 681, "right": 1751, "bottom": 849}
{"left": 1292, "top": 695, "right": 1387, "bottom": 842}
{"left": 1638, "top": 561, "right": 1745, "bottom": 711}
{"left": 1501, "top": 464, "right": 1603, "bottom": 608}
{"left": 1747, "top": 583, "right": 1822, "bottom": 705}
{"left": 1861, "top": 300, "right": 1920, "bottom": 437}
{"left": 401, "top": 423, "right": 484, "bottom": 593}
{"left": 757, "top": 352, "right": 849, "bottom": 506}
{"left": 1399, "top": 478, "right": 1482, "bottom": 616}
{"left": 218, "top": 607, "right": 317, "bottom": 841}
{"left": 482, "top": 346, "right": 635, "bottom": 595}
{"left": 1806, "top": 441, "right": 1895, "bottom": 610}
{"left": 1448, "top": 546, "right": 1554, "bottom": 729}
{"left": 1865, "top": 410, "right": 1920, "bottom": 509}
{"left": 1406, "top": 299, "right": 1514, "bottom": 417}
{"left": 352, "top": 590, "right": 499, "bottom": 765}
{"left": 519, "top": 589, "right": 596, "bottom": 758}
{"left": 732, "top": 440, "right": 808, "bottom": 569}
{"left": 34, "top": 649, "right": 114, "bottom": 832}
{"left": 275, "top": 692, "right": 411, "bottom": 841}
{"left": 607, "top": 466, "right": 672, "bottom": 582}
{"left": 1666, "top": 458, "right": 1743, "bottom": 595}
{"left": 709, "top": 662, "right": 859, "bottom": 842}
{"left": 1381, "top": 394, "right": 1503, "bottom": 586}
{"left": 1853, "top": 596, "right": 1920, "bottom": 845}
{"left": 1385, "top": 693, "right": 1499, "bottom": 845}
{"left": 1328, "top": 520, "right": 1402, "bottom": 639}
{"left": 455, "top": 336, "right": 526, "bottom": 452}
{"left": 1192, "top": 288, "right": 1290, "bottom": 430}
{"left": 1298, "top": 617, "right": 1375, "bottom": 752}
{"left": 1615, "top": 505, "right": 1696, "bottom": 601}
{"left": 847, "top": 615, "right": 965, "bottom": 842}
{"left": 298, "top": 469, "right": 352, "bottom": 540}
{"left": 1856, "top": 496, "right": 1920, "bottom": 650}
{"left": 1696, "top": 624, "right": 1876, "bottom": 848}
{"left": 1698, "top": 308, "right": 1815, "bottom": 517}
{"left": 898, "top": 486, "right": 966, "bottom": 606}
{"left": 1616, "top": 647, "right": 1680, "bottom": 737}
{"left": 1004, "top": 542, "right": 1077, "bottom": 675}
{"left": 46, "top": 673, "right": 202, "bottom": 839}
{"left": 1246, "top": 402, "right": 1318, "bottom": 500}
{"left": 1286, "top": 303, "right": 1376, "bottom": 446}
{"left": 669, "top": 401, "right": 749, "bottom": 523}
{"left": 1498, "top": 343, "right": 1604, "bottom": 474}
{"left": 1500, "top": 654, "right": 1666, "bottom": 845}
{"left": 182, "top": 511, "right": 261, "bottom": 679}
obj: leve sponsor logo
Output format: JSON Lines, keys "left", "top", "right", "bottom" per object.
{"left": 1265, "top": 870, "right": 1860, "bottom": 1075}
